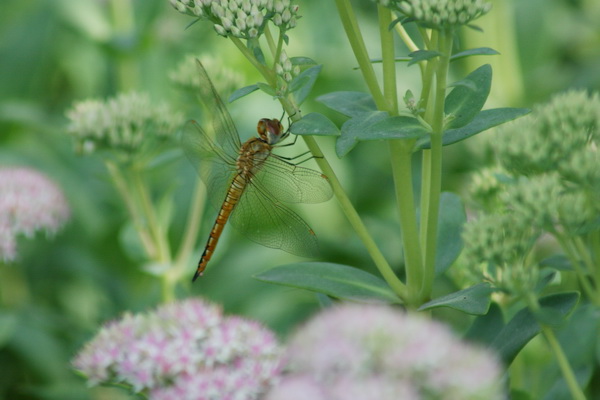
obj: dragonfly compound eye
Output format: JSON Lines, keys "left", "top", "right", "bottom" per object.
{"left": 257, "top": 118, "right": 284, "bottom": 144}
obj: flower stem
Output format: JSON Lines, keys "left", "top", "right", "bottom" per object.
{"left": 108, "top": 0, "right": 137, "bottom": 91}
{"left": 419, "top": 29, "right": 453, "bottom": 301}
{"left": 540, "top": 325, "right": 586, "bottom": 400}
{"left": 524, "top": 293, "right": 586, "bottom": 400}
{"left": 553, "top": 230, "right": 598, "bottom": 306}
{"left": 333, "top": 0, "right": 387, "bottom": 108}
{"left": 174, "top": 177, "right": 206, "bottom": 280}
{"left": 379, "top": 5, "right": 423, "bottom": 304}
{"left": 105, "top": 160, "right": 155, "bottom": 257}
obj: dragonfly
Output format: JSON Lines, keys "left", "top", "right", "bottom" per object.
{"left": 183, "top": 60, "right": 333, "bottom": 281}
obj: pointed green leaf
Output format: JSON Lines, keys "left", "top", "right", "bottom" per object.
{"left": 228, "top": 84, "right": 259, "bottom": 103}
{"left": 418, "top": 283, "right": 493, "bottom": 315}
{"left": 254, "top": 262, "right": 401, "bottom": 303}
{"left": 290, "top": 56, "right": 317, "bottom": 66}
{"left": 408, "top": 50, "right": 441, "bottom": 66}
{"left": 539, "top": 254, "right": 572, "bottom": 271}
{"left": 415, "top": 107, "right": 530, "bottom": 150}
{"left": 491, "top": 292, "right": 580, "bottom": 365}
{"left": 256, "top": 82, "right": 277, "bottom": 97}
{"left": 444, "top": 64, "right": 492, "bottom": 129}
{"left": 316, "top": 91, "right": 377, "bottom": 117}
{"left": 335, "top": 111, "right": 388, "bottom": 157}
{"left": 435, "top": 192, "right": 466, "bottom": 275}
{"left": 464, "top": 303, "right": 505, "bottom": 345}
{"left": 290, "top": 64, "right": 322, "bottom": 105}
{"left": 335, "top": 113, "right": 429, "bottom": 157}
{"left": 450, "top": 47, "right": 500, "bottom": 61}
{"left": 291, "top": 112, "right": 340, "bottom": 136}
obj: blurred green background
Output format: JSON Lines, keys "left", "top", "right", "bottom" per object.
{"left": 1, "top": 0, "right": 599, "bottom": 398}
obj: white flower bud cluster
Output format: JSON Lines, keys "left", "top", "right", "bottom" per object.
{"left": 376, "top": 0, "right": 492, "bottom": 29}
{"left": 170, "top": 0, "right": 299, "bottom": 39}
{"left": 275, "top": 50, "right": 300, "bottom": 91}
{"left": 66, "top": 92, "right": 183, "bottom": 154}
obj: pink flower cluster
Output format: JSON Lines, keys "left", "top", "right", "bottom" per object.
{"left": 0, "top": 167, "right": 69, "bottom": 262}
{"left": 73, "top": 298, "right": 281, "bottom": 400}
{"left": 265, "top": 304, "right": 504, "bottom": 400}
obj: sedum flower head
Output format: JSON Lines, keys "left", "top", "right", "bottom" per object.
{"left": 170, "top": 0, "right": 300, "bottom": 39}
{"left": 497, "top": 90, "right": 600, "bottom": 176}
{"left": 169, "top": 55, "right": 244, "bottom": 95}
{"left": 266, "top": 304, "right": 503, "bottom": 400}
{"left": 468, "top": 166, "right": 510, "bottom": 212}
{"left": 73, "top": 298, "right": 281, "bottom": 400}
{"left": 376, "top": 0, "right": 492, "bottom": 29}
{"left": 462, "top": 213, "right": 537, "bottom": 271}
{"left": 559, "top": 146, "right": 600, "bottom": 193}
{"left": 0, "top": 167, "right": 70, "bottom": 262}
{"left": 500, "top": 174, "right": 561, "bottom": 230}
{"left": 66, "top": 92, "right": 183, "bottom": 154}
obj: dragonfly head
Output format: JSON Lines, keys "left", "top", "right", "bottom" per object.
{"left": 257, "top": 118, "right": 285, "bottom": 145}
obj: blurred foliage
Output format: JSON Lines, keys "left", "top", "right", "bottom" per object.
{"left": 0, "top": 0, "right": 599, "bottom": 398}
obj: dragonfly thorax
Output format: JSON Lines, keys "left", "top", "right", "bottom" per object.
{"left": 237, "top": 137, "right": 271, "bottom": 177}
{"left": 257, "top": 118, "right": 285, "bottom": 145}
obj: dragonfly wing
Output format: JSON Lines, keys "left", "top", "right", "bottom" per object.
{"left": 229, "top": 181, "right": 320, "bottom": 257}
{"left": 251, "top": 156, "right": 333, "bottom": 204}
{"left": 182, "top": 120, "right": 236, "bottom": 209}
{"left": 195, "top": 59, "right": 242, "bottom": 158}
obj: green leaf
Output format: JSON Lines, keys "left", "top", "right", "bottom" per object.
{"left": 336, "top": 113, "right": 429, "bottom": 157}
{"left": 539, "top": 254, "right": 573, "bottom": 271}
{"left": 335, "top": 111, "right": 387, "bottom": 157}
{"left": 450, "top": 47, "right": 500, "bottom": 61}
{"left": 435, "top": 192, "right": 466, "bottom": 275}
{"left": 464, "top": 302, "right": 505, "bottom": 346}
{"left": 418, "top": 283, "right": 493, "bottom": 315}
{"left": 408, "top": 50, "right": 441, "bottom": 66}
{"left": 491, "top": 292, "right": 580, "bottom": 365}
{"left": 256, "top": 82, "right": 277, "bottom": 97}
{"left": 444, "top": 64, "right": 492, "bottom": 130}
{"left": 289, "top": 64, "right": 322, "bottom": 105}
{"left": 228, "top": 84, "right": 259, "bottom": 103}
{"left": 316, "top": 91, "right": 377, "bottom": 117}
{"left": 291, "top": 112, "right": 340, "bottom": 136}
{"left": 290, "top": 56, "right": 317, "bottom": 66}
{"left": 415, "top": 107, "right": 530, "bottom": 150}
{"left": 254, "top": 262, "right": 402, "bottom": 303}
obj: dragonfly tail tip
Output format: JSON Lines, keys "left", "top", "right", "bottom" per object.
{"left": 192, "top": 271, "right": 203, "bottom": 282}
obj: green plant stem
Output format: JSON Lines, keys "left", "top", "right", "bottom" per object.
{"left": 553, "top": 230, "right": 598, "bottom": 305}
{"left": 105, "top": 161, "right": 155, "bottom": 256}
{"left": 419, "top": 29, "right": 453, "bottom": 301}
{"left": 279, "top": 95, "right": 408, "bottom": 299}
{"left": 525, "top": 294, "right": 586, "bottom": 400}
{"left": 303, "top": 134, "right": 408, "bottom": 299}
{"left": 591, "top": 230, "right": 600, "bottom": 301}
{"left": 572, "top": 236, "right": 600, "bottom": 306}
{"left": 393, "top": 13, "right": 425, "bottom": 77}
{"left": 230, "top": 37, "right": 276, "bottom": 86}
{"left": 108, "top": 0, "right": 137, "bottom": 91}
{"left": 173, "top": 177, "right": 206, "bottom": 281}
{"left": 264, "top": 25, "right": 277, "bottom": 58}
{"left": 130, "top": 168, "right": 174, "bottom": 302}
{"left": 379, "top": 6, "right": 423, "bottom": 304}
{"left": 541, "top": 326, "right": 586, "bottom": 400}
{"left": 333, "top": 0, "right": 387, "bottom": 108}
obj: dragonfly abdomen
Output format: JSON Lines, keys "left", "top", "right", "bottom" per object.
{"left": 193, "top": 174, "right": 248, "bottom": 281}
